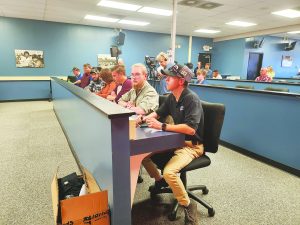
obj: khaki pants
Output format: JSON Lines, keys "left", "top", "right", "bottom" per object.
{"left": 142, "top": 141, "right": 204, "bottom": 206}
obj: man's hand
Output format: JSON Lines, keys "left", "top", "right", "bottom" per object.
{"left": 126, "top": 101, "right": 135, "bottom": 109}
{"left": 107, "top": 95, "right": 116, "bottom": 101}
{"left": 146, "top": 118, "right": 162, "bottom": 130}
{"left": 135, "top": 115, "right": 144, "bottom": 127}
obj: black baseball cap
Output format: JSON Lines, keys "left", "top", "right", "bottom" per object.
{"left": 161, "top": 64, "right": 193, "bottom": 82}
{"left": 90, "top": 69, "right": 97, "bottom": 74}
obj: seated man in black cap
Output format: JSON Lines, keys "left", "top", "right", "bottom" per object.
{"left": 85, "top": 69, "right": 103, "bottom": 93}
{"left": 137, "top": 64, "right": 204, "bottom": 225}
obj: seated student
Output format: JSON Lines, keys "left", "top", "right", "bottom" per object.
{"left": 97, "top": 68, "right": 117, "bottom": 98}
{"left": 204, "top": 63, "right": 212, "bottom": 78}
{"left": 137, "top": 64, "right": 203, "bottom": 225}
{"left": 118, "top": 63, "right": 159, "bottom": 115}
{"left": 195, "top": 69, "right": 208, "bottom": 84}
{"left": 72, "top": 67, "right": 83, "bottom": 86}
{"left": 193, "top": 61, "right": 202, "bottom": 77}
{"left": 107, "top": 65, "right": 132, "bottom": 103}
{"left": 212, "top": 69, "right": 222, "bottom": 79}
{"left": 255, "top": 68, "right": 272, "bottom": 82}
{"left": 267, "top": 66, "right": 275, "bottom": 78}
{"left": 85, "top": 69, "right": 102, "bottom": 93}
{"left": 79, "top": 63, "right": 92, "bottom": 89}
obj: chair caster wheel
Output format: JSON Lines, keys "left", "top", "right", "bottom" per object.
{"left": 137, "top": 176, "right": 143, "bottom": 183}
{"left": 208, "top": 208, "right": 215, "bottom": 217}
{"left": 202, "top": 187, "right": 209, "bottom": 195}
{"left": 168, "top": 211, "right": 177, "bottom": 221}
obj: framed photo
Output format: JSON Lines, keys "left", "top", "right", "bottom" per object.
{"left": 281, "top": 55, "right": 293, "bottom": 67}
{"left": 97, "top": 54, "right": 121, "bottom": 69}
{"left": 15, "top": 49, "right": 44, "bottom": 68}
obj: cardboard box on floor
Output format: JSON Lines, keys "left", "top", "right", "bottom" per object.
{"left": 51, "top": 168, "right": 110, "bottom": 225}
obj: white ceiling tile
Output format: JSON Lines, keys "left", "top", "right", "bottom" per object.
{"left": 1, "top": 0, "right": 300, "bottom": 38}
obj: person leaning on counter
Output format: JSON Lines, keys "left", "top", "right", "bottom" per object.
{"left": 118, "top": 63, "right": 159, "bottom": 115}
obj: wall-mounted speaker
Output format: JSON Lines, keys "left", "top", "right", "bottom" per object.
{"left": 116, "top": 32, "right": 125, "bottom": 46}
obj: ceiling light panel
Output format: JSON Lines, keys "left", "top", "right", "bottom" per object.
{"left": 287, "top": 31, "right": 300, "bottom": 34}
{"left": 138, "top": 7, "right": 172, "bottom": 16}
{"left": 118, "top": 19, "right": 149, "bottom": 26}
{"left": 98, "top": 0, "right": 141, "bottom": 11}
{"left": 84, "top": 15, "right": 119, "bottom": 22}
{"left": 194, "top": 28, "right": 220, "bottom": 33}
{"left": 271, "top": 9, "right": 300, "bottom": 18}
{"left": 226, "top": 21, "right": 257, "bottom": 27}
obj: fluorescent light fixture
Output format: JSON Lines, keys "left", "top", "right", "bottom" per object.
{"left": 84, "top": 15, "right": 119, "bottom": 22}
{"left": 226, "top": 21, "right": 257, "bottom": 27}
{"left": 194, "top": 29, "right": 220, "bottom": 34}
{"left": 98, "top": 0, "right": 141, "bottom": 11}
{"left": 287, "top": 30, "right": 300, "bottom": 34}
{"left": 118, "top": 19, "right": 149, "bottom": 26}
{"left": 271, "top": 9, "right": 300, "bottom": 18}
{"left": 138, "top": 7, "right": 172, "bottom": 16}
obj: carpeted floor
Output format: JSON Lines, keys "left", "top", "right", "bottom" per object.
{"left": 0, "top": 101, "right": 299, "bottom": 225}
{"left": 0, "top": 101, "right": 79, "bottom": 225}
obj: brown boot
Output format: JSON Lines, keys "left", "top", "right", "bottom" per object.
{"left": 183, "top": 200, "right": 198, "bottom": 225}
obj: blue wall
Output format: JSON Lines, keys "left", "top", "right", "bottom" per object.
{"left": 191, "top": 37, "right": 214, "bottom": 67}
{"left": 244, "top": 36, "right": 300, "bottom": 78}
{"left": 212, "top": 36, "right": 300, "bottom": 79}
{"left": 0, "top": 17, "right": 211, "bottom": 76}
{"left": 211, "top": 38, "right": 246, "bottom": 77}
{"left": 0, "top": 80, "right": 51, "bottom": 101}
{"left": 189, "top": 85, "right": 300, "bottom": 171}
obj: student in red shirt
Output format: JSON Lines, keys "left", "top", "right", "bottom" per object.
{"left": 255, "top": 68, "right": 272, "bottom": 82}
{"left": 79, "top": 63, "right": 92, "bottom": 88}
{"left": 107, "top": 65, "right": 132, "bottom": 103}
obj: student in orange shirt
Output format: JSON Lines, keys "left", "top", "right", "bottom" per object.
{"left": 97, "top": 68, "right": 116, "bottom": 98}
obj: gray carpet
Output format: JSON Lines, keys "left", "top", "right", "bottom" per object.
{"left": 0, "top": 101, "right": 79, "bottom": 225}
{"left": 132, "top": 146, "right": 300, "bottom": 225}
{"left": 0, "top": 101, "right": 299, "bottom": 225}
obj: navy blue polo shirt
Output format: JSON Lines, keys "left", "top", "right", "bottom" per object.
{"left": 156, "top": 88, "right": 204, "bottom": 142}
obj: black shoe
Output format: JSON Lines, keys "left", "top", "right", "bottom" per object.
{"left": 148, "top": 178, "right": 168, "bottom": 193}
{"left": 183, "top": 201, "right": 198, "bottom": 225}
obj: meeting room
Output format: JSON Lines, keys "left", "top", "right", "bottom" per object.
{"left": 0, "top": 0, "right": 299, "bottom": 225}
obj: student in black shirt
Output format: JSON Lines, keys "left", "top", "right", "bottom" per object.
{"left": 138, "top": 64, "right": 204, "bottom": 225}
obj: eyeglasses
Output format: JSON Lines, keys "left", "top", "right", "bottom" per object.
{"left": 131, "top": 73, "right": 143, "bottom": 78}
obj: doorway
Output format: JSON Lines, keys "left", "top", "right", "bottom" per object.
{"left": 198, "top": 53, "right": 211, "bottom": 66}
{"left": 247, "top": 52, "right": 263, "bottom": 80}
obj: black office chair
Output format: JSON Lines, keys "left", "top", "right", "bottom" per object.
{"left": 235, "top": 85, "right": 254, "bottom": 89}
{"left": 264, "top": 86, "right": 289, "bottom": 92}
{"left": 149, "top": 99, "right": 225, "bottom": 221}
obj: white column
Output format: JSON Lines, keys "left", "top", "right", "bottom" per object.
{"left": 188, "top": 35, "right": 192, "bottom": 63}
{"left": 170, "top": 0, "right": 177, "bottom": 63}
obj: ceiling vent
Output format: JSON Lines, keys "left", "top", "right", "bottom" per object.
{"left": 197, "top": 1, "right": 223, "bottom": 10}
{"left": 179, "top": 0, "right": 204, "bottom": 7}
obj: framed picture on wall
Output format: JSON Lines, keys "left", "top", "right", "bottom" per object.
{"left": 281, "top": 55, "right": 293, "bottom": 67}
{"left": 97, "top": 54, "right": 121, "bottom": 69}
{"left": 15, "top": 49, "right": 44, "bottom": 68}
